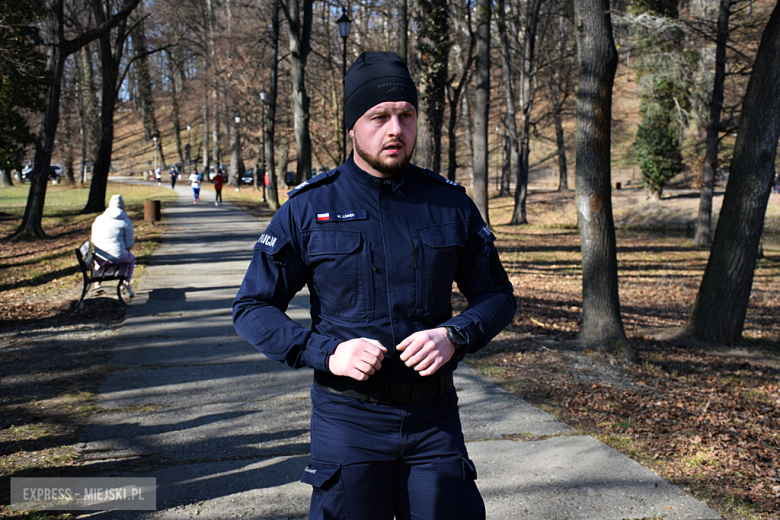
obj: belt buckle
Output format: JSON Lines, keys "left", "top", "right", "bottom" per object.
{"left": 388, "top": 382, "right": 414, "bottom": 404}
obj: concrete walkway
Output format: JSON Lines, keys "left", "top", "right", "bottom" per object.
{"left": 78, "top": 180, "right": 721, "bottom": 519}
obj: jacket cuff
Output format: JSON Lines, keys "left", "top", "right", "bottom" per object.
{"left": 440, "top": 320, "right": 474, "bottom": 361}
{"left": 302, "top": 335, "right": 341, "bottom": 372}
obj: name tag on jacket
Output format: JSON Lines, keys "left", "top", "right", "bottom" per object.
{"left": 316, "top": 210, "right": 367, "bottom": 223}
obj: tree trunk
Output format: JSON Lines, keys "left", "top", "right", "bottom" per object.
{"left": 211, "top": 93, "right": 219, "bottom": 176}
{"left": 511, "top": 142, "right": 529, "bottom": 224}
{"left": 265, "top": 0, "right": 280, "bottom": 211}
{"left": 501, "top": 130, "right": 511, "bottom": 195}
{"left": 446, "top": 92, "right": 460, "bottom": 182}
{"left": 131, "top": 12, "right": 158, "bottom": 143}
{"left": 79, "top": 45, "right": 100, "bottom": 174}
{"left": 60, "top": 63, "right": 78, "bottom": 186}
{"left": 693, "top": 0, "right": 731, "bottom": 247}
{"left": 497, "top": 0, "right": 522, "bottom": 204}
{"left": 446, "top": 58, "right": 473, "bottom": 182}
{"left": 511, "top": 0, "right": 543, "bottom": 225}
{"left": 83, "top": 2, "right": 129, "bottom": 214}
{"left": 207, "top": 0, "right": 219, "bottom": 176}
{"left": 202, "top": 91, "right": 209, "bottom": 171}
{"left": 462, "top": 83, "right": 474, "bottom": 189}
{"left": 397, "top": 0, "right": 408, "bottom": 63}
{"left": 446, "top": 5, "right": 475, "bottom": 182}
{"left": 168, "top": 53, "right": 184, "bottom": 166}
{"left": 418, "top": 0, "right": 449, "bottom": 174}
{"left": 285, "top": 0, "right": 313, "bottom": 184}
{"left": 1, "top": 170, "right": 13, "bottom": 187}
{"left": 553, "top": 100, "right": 569, "bottom": 190}
{"left": 472, "top": 0, "right": 491, "bottom": 225}
{"left": 545, "top": 15, "right": 574, "bottom": 192}
{"left": 276, "top": 147, "right": 288, "bottom": 190}
{"left": 415, "top": 108, "right": 433, "bottom": 170}
{"left": 684, "top": 1, "right": 780, "bottom": 345}
{"left": 573, "top": 0, "right": 635, "bottom": 360}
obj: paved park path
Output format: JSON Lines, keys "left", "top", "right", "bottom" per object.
{"left": 78, "top": 179, "right": 721, "bottom": 519}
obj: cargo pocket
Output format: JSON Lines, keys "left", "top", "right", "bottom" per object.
{"left": 459, "top": 456, "right": 486, "bottom": 519}
{"left": 461, "top": 455, "right": 478, "bottom": 481}
{"left": 418, "top": 223, "right": 467, "bottom": 304}
{"left": 301, "top": 460, "right": 349, "bottom": 518}
{"left": 305, "top": 230, "right": 365, "bottom": 318}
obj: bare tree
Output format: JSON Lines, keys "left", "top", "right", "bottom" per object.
{"left": 472, "top": 0, "right": 491, "bottom": 224}
{"left": 59, "top": 59, "right": 80, "bottom": 185}
{"left": 446, "top": 0, "right": 475, "bottom": 182}
{"left": 83, "top": 0, "right": 134, "bottom": 214}
{"left": 264, "top": 0, "right": 281, "bottom": 210}
{"left": 78, "top": 44, "right": 100, "bottom": 185}
{"left": 417, "top": 0, "right": 450, "bottom": 173}
{"left": 693, "top": 0, "right": 731, "bottom": 247}
{"left": 573, "top": 0, "right": 636, "bottom": 360}
{"left": 683, "top": 0, "right": 780, "bottom": 345}
{"left": 282, "top": 0, "right": 313, "bottom": 183}
{"left": 131, "top": 10, "right": 159, "bottom": 144}
{"left": 510, "top": 0, "right": 543, "bottom": 225}
{"left": 496, "top": 0, "right": 521, "bottom": 201}
{"left": 12, "top": 0, "right": 140, "bottom": 239}
{"left": 166, "top": 50, "right": 184, "bottom": 167}
{"left": 540, "top": 10, "right": 576, "bottom": 191}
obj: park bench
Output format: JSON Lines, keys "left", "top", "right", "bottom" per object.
{"left": 74, "top": 240, "right": 130, "bottom": 309}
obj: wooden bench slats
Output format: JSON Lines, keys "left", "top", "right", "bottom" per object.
{"left": 75, "top": 239, "right": 129, "bottom": 309}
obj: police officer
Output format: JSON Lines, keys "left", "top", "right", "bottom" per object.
{"left": 233, "top": 51, "right": 516, "bottom": 519}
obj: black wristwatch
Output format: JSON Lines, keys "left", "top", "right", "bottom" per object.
{"left": 444, "top": 326, "right": 468, "bottom": 351}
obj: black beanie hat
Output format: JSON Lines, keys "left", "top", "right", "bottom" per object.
{"left": 344, "top": 51, "right": 418, "bottom": 131}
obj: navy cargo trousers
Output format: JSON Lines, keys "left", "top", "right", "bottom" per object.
{"left": 302, "top": 384, "right": 486, "bottom": 520}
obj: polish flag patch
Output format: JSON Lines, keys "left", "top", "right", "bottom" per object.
{"left": 317, "top": 213, "right": 330, "bottom": 221}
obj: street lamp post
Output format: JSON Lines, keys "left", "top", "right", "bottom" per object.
{"left": 260, "top": 88, "right": 267, "bottom": 202}
{"left": 153, "top": 136, "right": 158, "bottom": 181}
{"left": 234, "top": 114, "right": 241, "bottom": 192}
{"left": 186, "top": 125, "right": 191, "bottom": 176}
{"left": 495, "top": 126, "right": 502, "bottom": 192}
{"left": 337, "top": 10, "right": 352, "bottom": 164}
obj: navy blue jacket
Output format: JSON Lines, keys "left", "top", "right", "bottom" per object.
{"left": 233, "top": 155, "right": 516, "bottom": 383}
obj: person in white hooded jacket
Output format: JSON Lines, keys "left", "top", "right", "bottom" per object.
{"left": 91, "top": 194, "right": 136, "bottom": 296}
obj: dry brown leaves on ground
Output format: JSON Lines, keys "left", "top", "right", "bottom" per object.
{"left": 474, "top": 339, "right": 780, "bottom": 519}
{"left": 471, "top": 191, "right": 780, "bottom": 519}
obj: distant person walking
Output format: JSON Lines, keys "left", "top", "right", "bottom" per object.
{"left": 170, "top": 167, "right": 178, "bottom": 189}
{"left": 213, "top": 170, "right": 224, "bottom": 206}
{"left": 773, "top": 172, "right": 779, "bottom": 194}
{"left": 189, "top": 169, "right": 202, "bottom": 204}
{"left": 91, "top": 194, "right": 136, "bottom": 297}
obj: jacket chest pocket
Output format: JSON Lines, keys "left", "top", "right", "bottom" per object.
{"left": 416, "top": 223, "right": 466, "bottom": 306}
{"left": 305, "top": 230, "right": 372, "bottom": 319}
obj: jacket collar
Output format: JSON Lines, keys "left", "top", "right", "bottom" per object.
{"left": 345, "top": 153, "right": 409, "bottom": 194}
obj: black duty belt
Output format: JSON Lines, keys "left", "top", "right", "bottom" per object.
{"left": 313, "top": 370, "right": 453, "bottom": 405}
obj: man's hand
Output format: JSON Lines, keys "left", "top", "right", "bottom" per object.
{"left": 328, "top": 338, "right": 387, "bottom": 381}
{"left": 396, "top": 328, "right": 455, "bottom": 377}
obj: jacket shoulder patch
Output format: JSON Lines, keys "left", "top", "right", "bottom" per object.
{"left": 417, "top": 168, "right": 466, "bottom": 192}
{"left": 254, "top": 231, "right": 289, "bottom": 254}
{"left": 287, "top": 169, "right": 339, "bottom": 198}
